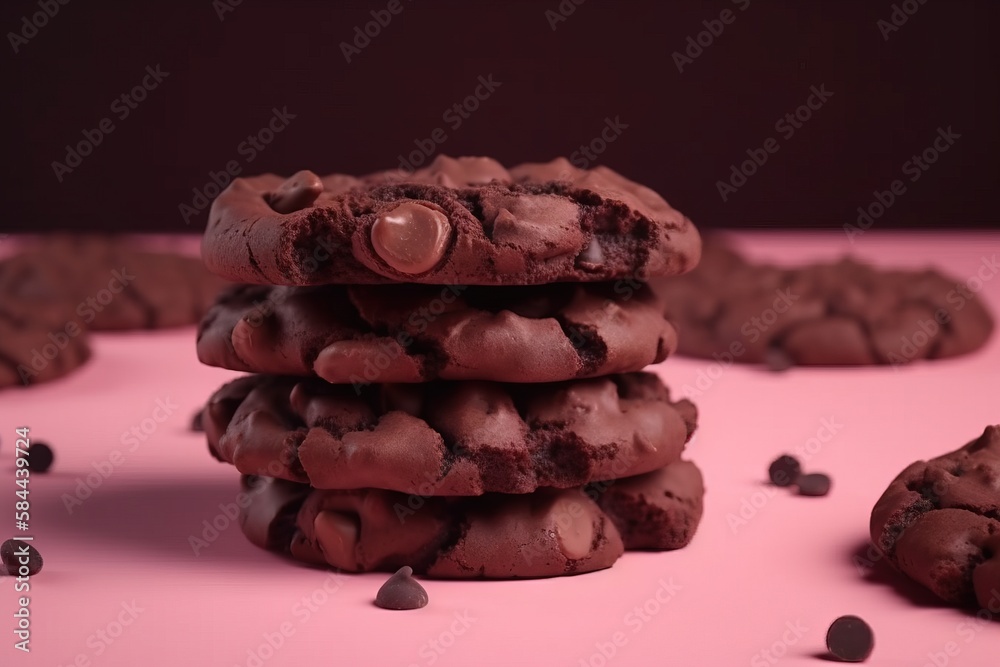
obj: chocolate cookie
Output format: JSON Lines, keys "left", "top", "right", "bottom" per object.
{"left": 1, "top": 236, "right": 229, "bottom": 331}
{"left": 201, "top": 155, "right": 701, "bottom": 286}
{"left": 870, "top": 425, "right": 1000, "bottom": 610}
{"left": 588, "top": 459, "right": 704, "bottom": 550}
{"left": 0, "top": 312, "right": 91, "bottom": 388}
{"left": 196, "top": 281, "right": 677, "bottom": 383}
{"left": 203, "top": 373, "right": 697, "bottom": 496}
{"left": 653, "top": 241, "right": 993, "bottom": 366}
{"left": 238, "top": 459, "right": 704, "bottom": 578}
{"left": 0, "top": 249, "right": 90, "bottom": 388}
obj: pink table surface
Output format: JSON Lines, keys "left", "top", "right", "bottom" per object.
{"left": 1, "top": 231, "right": 999, "bottom": 667}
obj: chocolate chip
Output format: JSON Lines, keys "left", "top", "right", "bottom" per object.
{"left": 375, "top": 566, "right": 428, "bottom": 610}
{"left": 190, "top": 411, "right": 204, "bottom": 432}
{"left": 552, "top": 496, "right": 595, "bottom": 560}
{"left": 576, "top": 237, "right": 604, "bottom": 268}
{"left": 1, "top": 539, "right": 43, "bottom": 576}
{"left": 764, "top": 346, "right": 793, "bottom": 372}
{"left": 796, "top": 472, "right": 832, "bottom": 497}
{"left": 768, "top": 454, "right": 800, "bottom": 487}
{"left": 269, "top": 170, "right": 324, "bottom": 213}
{"left": 371, "top": 202, "right": 452, "bottom": 274}
{"left": 314, "top": 510, "right": 359, "bottom": 568}
{"left": 826, "top": 615, "right": 874, "bottom": 662}
{"left": 27, "top": 443, "right": 54, "bottom": 473}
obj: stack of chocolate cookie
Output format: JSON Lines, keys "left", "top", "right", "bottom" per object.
{"left": 196, "top": 155, "right": 705, "bottom": 578}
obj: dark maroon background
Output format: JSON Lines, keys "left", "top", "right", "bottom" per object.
{"left": 3, "top": 0, "right": 998, "bottom": 233}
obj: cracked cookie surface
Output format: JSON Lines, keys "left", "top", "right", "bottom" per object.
{"left": 870, "top": 425, "right": 1000, "bottom": 609}
{"left": 203, "top": 373, "right": 697, "bottom": 496}
{"left": 196, "top": 281, "right": 677, "bottom": 383}
{"left": 201, "top": 155, "right": 701, "bottom": 286}
{"left": 238, "top": 459, "right": 704, "bottom": 578}
{"left": 652, "top": 240, "right": 993, "bottom": 367}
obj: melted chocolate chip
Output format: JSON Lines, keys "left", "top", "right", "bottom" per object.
{"left": 269, "top": 170, "right": 324, "bottom": 213}
{"left": 375, "top": 566, "right": 428, "bottom": 610}
{"left": 371, "top": 202, "right": 453, "bottom": 274}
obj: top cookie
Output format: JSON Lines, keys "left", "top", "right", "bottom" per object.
{"left": 201, "top": 155, "right": 701, "bottom": 286}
